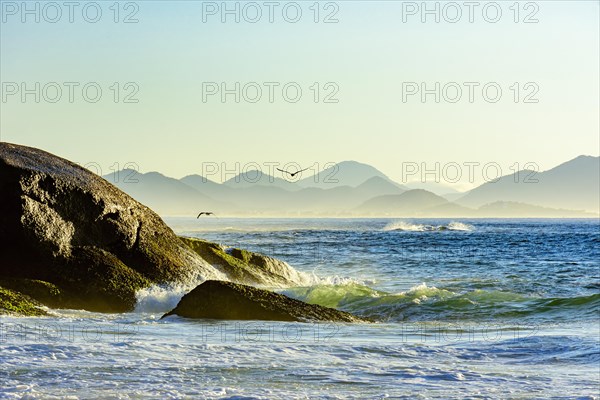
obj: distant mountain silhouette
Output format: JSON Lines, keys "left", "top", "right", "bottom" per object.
{"left": 457, "top": 156, "right": 599, "bottom": 213}
{"left": 477, "top": 201, "right": 596, "bottom": 217}
{"left": 356, "top": 189, "right": 593, "bottom": 217}
{"left": 297, "top": 161, "right": 404, "bottom": 189}
{"left": 181, "top": 174, "right": 235, "bottom": 198}
{"left": 223, "top": 170, "right": 299, "bottom": 190}
{"left": 355, "top": 176, "right": 406, "bottom": 196}
{"left": 102, "top": 170, "right": 222, "bottom": 216}
{"left": 356, "top": 189, "right": 450, "bottom": 215}
{"left": 191, "top": 179, "right": 403, "bottom": 215}
{"left": 100, "top": 156, "right": 599, "bottom": 217}
{"left": 183, "top": 172, "right": 407, "bottom": 214}
{"left": 404, "top": 181, "right": 461, "bottom": 196}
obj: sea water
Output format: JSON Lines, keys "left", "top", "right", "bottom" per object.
{"left": 1, "top": 219, "right": 599, "bottom": 399}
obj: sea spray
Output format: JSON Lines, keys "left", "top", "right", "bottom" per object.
{"left": 383, "top": 221, "right": 474, "bottom": 232}
{"left": 383, "top": 221, "right": 429, "bottom": 232}
{"left": 134, "top": 283, "right": 201, "bottom": 314}
{"left": 134, "top": 250, "right": 320, "bottom": 313}
{"left": 133, "top": 260, "right": 229, "bottom": 314}
{"left": 446, "top": 221, "right": 474, "bottom": 231}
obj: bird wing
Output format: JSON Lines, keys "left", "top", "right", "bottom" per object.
{"left": 276, "top": 168, "right": 287, "bottom": 174}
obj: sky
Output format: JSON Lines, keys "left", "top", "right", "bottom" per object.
{"left": 1, "top": 0, "right": 598, "bottom": 188}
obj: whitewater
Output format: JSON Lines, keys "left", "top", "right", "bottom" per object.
{"left": 1, "top": 218, "right": 598, "bottom": 399}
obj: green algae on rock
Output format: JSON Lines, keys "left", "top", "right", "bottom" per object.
{"left": 0, "top": 286, "right": 47, "bottom": 316}
{"left": 0, "top": 278, "right": 63, "bottom": 308}
{"left": 179, "top": 237, "right": 313, "bottom": 288}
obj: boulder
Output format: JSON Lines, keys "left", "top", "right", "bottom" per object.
{"left": 0, "top": 142, "right": 224, "bottom": 312}
{"left": 180, "top": 237, "right": 313, "bottom": 287}
{"left": 0, "top": 142, "right": 319, "bottom": 315}
{"left": 162, "top": 280, "right": 366, "bottom": 322}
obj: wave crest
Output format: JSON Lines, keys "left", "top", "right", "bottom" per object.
{"left": 134, "top": 283, "right": 201, "bottom": 314}
{"left": 383, "top": 221, "right": 474, "bottom": 232}
{"left": 282, "top": 282, "right": 599, "bottom": 322}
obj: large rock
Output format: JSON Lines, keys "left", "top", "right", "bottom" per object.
{"left": 0, "top": 142, "right": 225, "bottom": 312}
{"left": 180, "top": 237, "right": 314, "bottom": 287}
{"left": 162, "top": 280, "right": 365, "bottom": 322}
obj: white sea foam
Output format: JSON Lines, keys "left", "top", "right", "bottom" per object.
{"left": 383, "top": 221, "right": 474, "bottom": 232}
{"left": 2, "top": 220, "right": 597, "bottom": 400}
{"left": 134, "top": 256, "right": 319, "bottom": 313}
{"left": 313, "top": 274, "right": 368, "bottom": 286}
{"left": 446, "top": 221, "right": 474, "bottom": 231}
{"left": 134, "top": 282, "right": 204, "bottom": 314}
{"left": 383, "top": 221, "right": 430, "bottom": 231}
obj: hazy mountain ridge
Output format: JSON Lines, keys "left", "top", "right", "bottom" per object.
{"left": 102, "top": 156, "right": 599, "bottom": 217}
{"left": 296, "top": 161, "right": 407, "bottom": 189}
{"left": 456, "top": 155, "right": 599, "bottom": 213}
{"left": 355, "top": 194, "right": 595, "bottom": 218}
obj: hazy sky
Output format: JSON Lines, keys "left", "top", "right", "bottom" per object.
{"left": 1, "top": 0, "right": 598, "bottom": 187}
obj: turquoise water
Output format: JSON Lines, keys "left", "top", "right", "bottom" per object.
{"left": 1, "top": 219, "right": 599, "bottom": 398}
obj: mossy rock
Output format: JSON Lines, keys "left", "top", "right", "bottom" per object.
{"left": 179, "top": 237, "right": 310, "bottom": 287}
{"left": 0, "top": 249, "right": 151, "bottom": 313}
{"left": 0, "top": 286, "right": 47, "bottom": 316}
{"left": 179, "top": 237, "right": 260, "bottom": 283}
{"left": 0, "top": 142, "right": 223, "bottom": 313}
{"left": 229, "top": 248, "right": 253, "bottom": 263}
{"left": 52, "top": 247, "right": 152, "bottom": 312}
{"left": 0, "top": 278, "right": 63, "bottom": 308}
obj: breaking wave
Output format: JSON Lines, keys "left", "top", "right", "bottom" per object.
{"left": 134, "top": 283, "right": 201, "bottom": 314}
{"left": 281, "top": 282, "right": 600, "bottom": 322}
{"left": 383, "top": 221, "right": 474, "bottom": 232}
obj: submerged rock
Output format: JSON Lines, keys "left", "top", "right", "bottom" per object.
{"left": 180, "top": 237, "right": 313, "bottom": 287}
{"left": 162, "top": 280, "right": 365, "bottom": 322}
{"left": 0, "top": 142, "right": 223, "bottom": 313}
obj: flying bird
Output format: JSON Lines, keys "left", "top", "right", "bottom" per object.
{"left": 197, "top": 212, "right": 215, "bottom": 218}
{"left": 277, "top": 167, "right": 310, "bottom": 178}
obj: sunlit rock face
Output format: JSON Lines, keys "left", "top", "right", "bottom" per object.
{"left": 179, "top": 237, "right": 315, "bottom": 288}
{"left": 0, "top": 142, "right": 316, "bottom": 314}
{"left": 0, "top": 142, "right": 222, "bottom": 312}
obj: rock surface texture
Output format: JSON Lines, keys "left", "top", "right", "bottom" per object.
{"left": 0, "top": 143, "right": 356, "bottom": 323}
{"left": 0, "top": 142, "right": 220, "bottom": 312}
{"left": 162, "top": 280, "right": 365, "bottom": 322}
{"left": 179, "top": 237, "right": 313, "bottom": 288}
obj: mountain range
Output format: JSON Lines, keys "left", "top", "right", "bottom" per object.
{"left": 102, "top": 156, "right": 599, "bottom": 217}
{"left": 455, "top": 156, "right": 599, "bottom": 212}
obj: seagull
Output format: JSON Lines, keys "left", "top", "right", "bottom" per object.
{"left": 277, "top": 167, "right": 310, "bottom": 178}
{"left": 197, "top": 211, "right": 215, "bottom": 218}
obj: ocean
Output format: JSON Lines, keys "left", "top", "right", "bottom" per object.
{"left": 1, "top": 218, "right": 599, "bottom": 399}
